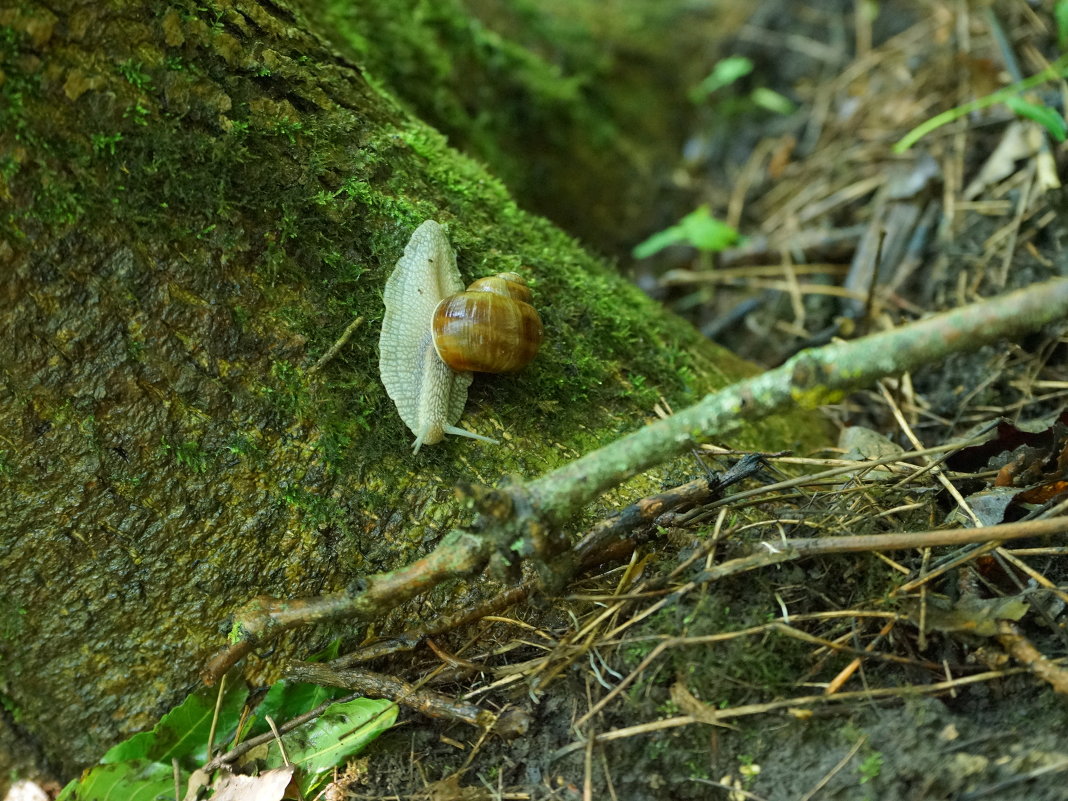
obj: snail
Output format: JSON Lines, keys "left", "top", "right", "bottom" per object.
{"left": 379, "top": 220, "right": 543, "bottom": 452}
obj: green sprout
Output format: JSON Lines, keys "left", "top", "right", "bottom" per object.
{"left": 690, "top": 56, "right": 754, "bottom": 100}
{"left": 117, "top": 59, "right": 151, "bottom": 89}
{"left": 691, "top": 55, "right": 796, "bottom": 114}
{"left": 894, "top": 53, "right": 1068, "bottom": 152}
{"left": 91, "top": 132, "right": 123, "bottom": 155}
{"left": 858, "top": 751, "right": 883, "bottom": 784}
{"left": 1056, "top": 0, "right": 1068, "bottom": 50}
{"left": 632, "top": 205, "right": 742, "bottom": 259}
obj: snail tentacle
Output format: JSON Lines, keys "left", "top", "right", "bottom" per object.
{"left": 441, "top": 426, "right": 500, "bottom": 445}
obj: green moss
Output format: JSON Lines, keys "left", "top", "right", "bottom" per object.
{"left": 2, "top": 3, "right": 720, "bottom": 490}
{"left": 223, "top": 433, "right": 264, "bottom": 460}
{"left": 858, "top": 750, "right": 885, "bottom": 784}
{"left": 792, "top": 385, "right": 848, "bottom": 408}
{"left": 295, "top": 0, "right": 716, "bottom": 251}
{"left": 160, "top": 437, "right": 209, "bottom": 474}
{"left": 0, "top": 598, "right": 27, "bottom": 641}
{"left": 116, "top": 59, "right": 152, "bottom": 90}
{"left": 278, "top": 485, "right": 344, "bottom": 527}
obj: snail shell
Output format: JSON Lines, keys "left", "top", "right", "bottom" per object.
{"left": 432, "top": 273, "right": 543, "bottom": 373}
{"left": 379, "top": 221, "right": 542, "bottom": 452}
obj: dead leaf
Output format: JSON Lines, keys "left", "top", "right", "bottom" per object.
{"left": 963, "top": 121, "right": 1044, "bottom": 199}
{"left": 425, "top": 773, "right": 492, "bottom": 801}
{"left": 210, "top": 767, "right": 296, "bottom": 801}
{"left": 903, "top": 594, "right": 1029, "bottom": 637}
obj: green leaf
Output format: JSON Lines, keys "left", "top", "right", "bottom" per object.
{"left": 58, "top": 681, "right": 247, "bottom": 800}
{"left": 307, "top": 638, "right": 342, "bottom": 662}
{"left": 691, "top": 56, "right": 753, "bottom": 101}
{"left": 632, "top": 224, "right": 688, "bottom": 259}
{"left": 894, "top": 53, "right": 1068, "bottom": 152}
{"left": 750, "top": 87, "right": 796, "bottom": 116}
{"left": 247, "top": 641, "right": 346, "bottom": 737}
{"left": 98, "top": 729, "right": 156, "bottom": 764}
{"left": 632, "top": 206, "right": 741, "bottom": 259}
{"left": 100, "top": 682, "right": 244, "bottom": 766}
{"left": 677, "top": 207, "right": 742, "bottom": 252}
{"left": 1005, "top": 95, "right": 1068, "bottom": 142}
{"left": 247, "top": 678, "right": 347, "bottom": 738}
{"left": 1056, "top": 0, "right": 1068, "bottom": 49}
{"left": 57, "top": 761, "right": 174, "bottom": 801}
{"left": 264, "top": 697, "right": 398, "bottom": 794}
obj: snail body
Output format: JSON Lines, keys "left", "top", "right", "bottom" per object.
{"left": 379, "top": 220, "right": 543, "bottom": 452}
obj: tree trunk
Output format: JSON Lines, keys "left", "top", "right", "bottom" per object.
{"left": 298, "top": 0, "right": 744, "bottom": 255}
{"left": 0, "top": 0, "right": 822, "bottom": 783}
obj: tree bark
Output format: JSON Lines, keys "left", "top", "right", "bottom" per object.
{"left": 0, "top": 0, "right": 821, "bottom": 783}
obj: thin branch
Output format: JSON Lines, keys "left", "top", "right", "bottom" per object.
{"left": 523, "top": 278, "right": 1068, "bottom": 523}
{"left": 996, "top": 620, "right": 1068, "bottom": 694}
{"left": 287, "top": 663, "right": 494, "bottom": 727}
{"left": 566, "top": 516, "right": 1068, "bottom": 725}
{"left": 307, "top": 316, "right": 363, "bottom": 375}
{"left": 203, "top": 278, "right": 1068, "bottom": 683}
{"left": 323, "top": 466, "right": 753, "bottom": 669}
{"left": 744, "top": 515, "right": 1068, "bottom": 561}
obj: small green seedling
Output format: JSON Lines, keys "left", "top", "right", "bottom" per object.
{"left": 632, "top": 205, "right": 742, "bottom": 259}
